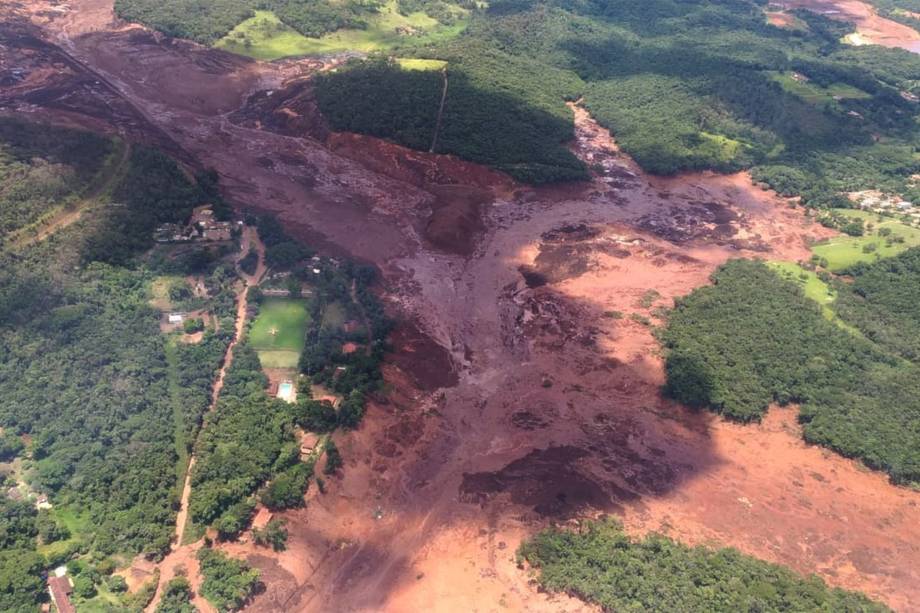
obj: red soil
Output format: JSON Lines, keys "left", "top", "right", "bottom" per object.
{"left": 6, "top": 2, "right": 919, "bottom": 611}
{"left": 781, "top": 0, "right": 920, "bottom": 52}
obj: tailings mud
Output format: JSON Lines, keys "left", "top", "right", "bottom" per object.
{"left": 5, "top": 2, "right": 920, "bottom": 611}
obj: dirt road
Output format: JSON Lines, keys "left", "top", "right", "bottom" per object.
{"left": 6, "top": 1, "right": 920, "bottom": 611}
{"left": 144, "top": 226, "right": 265, "bottom": 613}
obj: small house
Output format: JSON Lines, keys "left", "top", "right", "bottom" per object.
{"left": 168, "top": 313, "right": 184, "bottom": 324}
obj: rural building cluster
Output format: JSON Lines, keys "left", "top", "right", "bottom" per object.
{"left": 154, "top": 205, "right": 238, "bottom": 243}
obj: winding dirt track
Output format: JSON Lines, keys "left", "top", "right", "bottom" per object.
{"left": 4, "top": 0, "right": 920, "bottom": 611}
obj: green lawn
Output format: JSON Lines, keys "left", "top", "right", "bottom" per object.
{"left": 766, "top": 261, "right": 859, "bottom": 334}
{"left": 250, "top": 298, "right": 309, "bottom": 368}
{"left": 216, "top": 3, "right": 467, "bottom": 60}
{"left": 812, "top": 210, "right": 920, "bottom": 271}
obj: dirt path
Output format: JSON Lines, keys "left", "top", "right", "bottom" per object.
{"left": 145, "top": 226, "right": 265, "bottom": 613}
{"left": 429, "top": 69, "right": 448, "bottom": 154}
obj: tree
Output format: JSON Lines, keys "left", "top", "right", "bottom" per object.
{"left": 156, "top": 576, "right": 194, "bottom": 613}
{"left": 252, "top": 518, "right": 288, "bottom": 552}
{"left": 260, "top": 463, "right": 311, "bottom": 510}
{"left": 336, "top": 390, "right": 365, "bottom": 429}
{"left": 197, "top": 548, "right": 260, "bottom": 612}
{"left": 72, "top": 574, "right": 97, "bottom": 599}
{"left": 324, "top": 440, "right": 343, "bottom": 475}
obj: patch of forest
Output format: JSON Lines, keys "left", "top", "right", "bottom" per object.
{"left": 661, "top": 258, "right": 920, "bottom": 484}
{"left": 519, "top": 519, "right": 888, "bottom": 612}
{"left": 315, "top": 0, "right": 919, "bottom": 194}
{"left": 0, "top": 119, "right": 114, "bottom": 243}
{"left": 313, "top": 57, "right": 588, "bottom": 183}
{"left": 834, "top": 247, "right": 920, "bottom": 363}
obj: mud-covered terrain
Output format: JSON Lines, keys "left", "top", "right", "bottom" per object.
{"left": 4, "top": 0, "right": 920, "bottom": 611}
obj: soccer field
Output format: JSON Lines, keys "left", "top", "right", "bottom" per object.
{"left": 250, "top": 298, "right": 309, "bottom": 368}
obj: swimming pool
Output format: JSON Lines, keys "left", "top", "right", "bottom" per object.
{"left": 277, "top": 381, "right": 295, "bottom": 402}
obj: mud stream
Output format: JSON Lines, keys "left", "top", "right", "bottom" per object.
{"left": 4, "top": 1, "right": 920, "bottom": 611}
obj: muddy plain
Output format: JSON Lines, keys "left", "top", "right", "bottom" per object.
{"left": 3, "top": 0, "right": 920, "bottom": 611}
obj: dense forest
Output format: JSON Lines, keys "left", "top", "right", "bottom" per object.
{"left": 662, "top": 258, "right": 920, "bottom": 484}
{"left": 0, "top": 122, "right": 230, "bottom": 609}
{"left": 519, "top": 519, "right": 888, "bottom": 612}
{"left": 834, "top": 247, "right": 920, "bottom": 363}
{"left": 314, "top": 0, "right": 920, "bottom": 194}
{"left": 114, "top": 0, "right": 462, "bottom": 44}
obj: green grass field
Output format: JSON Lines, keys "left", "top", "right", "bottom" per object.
{"left": 250, "top": 298, "right": 309, "bottom": 368}
{"left": 812, "top": 210, "right": 920, "bottom": 271}
{"left": 770, "top": 72, "right": 871, "bottom": 106}
{"left": 396, "top": 57, "right": 448, "bottom": 71}
{"left": 216, "top": 3, "right": 467, "bottom": 60}
{"left": 765, "top": 261, "right": 861, "bottom": 334}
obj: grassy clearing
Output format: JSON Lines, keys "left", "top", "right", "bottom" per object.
{"left": 148, "top": 275, "right": 183, "bottom": 311}
{"left": 216, "top": 3, "right": 467, "bottom": 60}
{"left": 766, "top": 261, "right": 860, "bottom": 334}
{"left": 767, "top": 262, "right": 836, "bottom": 306}
{"left": 770, "top": 72, "right": 871, "bottom": 106}
{"left": 396, "top": 57, "right": 448, "bottom": 71}
{"left": 251, "top": 297, "right": 309, "bottom": 367}
{"left": 320, "top": 301, "right": 347, "bottom": 331}
{"left": 37, "top": 507, "right": 91, "bottom": 558}
{"left": 812, "top": 210, "right": 920, "bottom": 271}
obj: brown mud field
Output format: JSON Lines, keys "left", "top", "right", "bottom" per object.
{"left": 4, "top": 0, "right": 920, "bottom": 611}
{"left": 779, "top": 0, "right": 920, "bottom": 52}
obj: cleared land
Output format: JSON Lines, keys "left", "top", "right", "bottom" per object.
{"left": 215, "top": 3, "right": 467, "bottom": 60}
{"left": 250, "top": 297, "right": 309, "bottom": 368}
{"left": 770, "top": 72, "right": 872, "bottom": 106}
{"left": 812, "top": 209, "right": 920, "bottom": 271}
{"left": 396, "top": 58, "right": 447, "bottom": 71}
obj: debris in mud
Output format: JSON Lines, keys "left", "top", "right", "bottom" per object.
{"left": 510, "top": 410, "right": 551, "bottom": 430}
{"left": 459, "top": 446, "right": 618, "bottom": 517}
{"left": 518, "top": 265, "right": 548, "bottom": 288}
{"left": 635, "top": 199, "right": 769, "bottom": 250}
{"left": 386, "top": 321, "right": 458, "bottom": 391}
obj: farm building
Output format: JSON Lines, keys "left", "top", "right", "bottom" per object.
{"left": 168, "top": 313, "right": 184, "bottom": 324}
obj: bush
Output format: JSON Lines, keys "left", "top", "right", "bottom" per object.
{"left": 323, "top": 440, "right": 342, "bottom": 475}
{"left": 197, "top": 548, "right": 260, "bottom": 612}
{"left": 252, "top": 518, "right": 288, "bottom": 552}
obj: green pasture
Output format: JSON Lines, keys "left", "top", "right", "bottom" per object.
{"left": 770, "top": 71, "right": 871, "bottom": 106}
{"left": 812, "top": 209, "right": 920, "bottom": 271}
{"left": 250, "top": 298, "right": 309, "bottom": 368}
{"left": 216, "top": 3, "right": 467, "bottom": 60}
